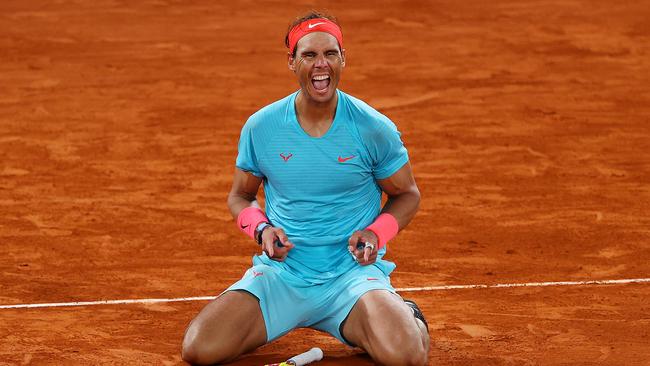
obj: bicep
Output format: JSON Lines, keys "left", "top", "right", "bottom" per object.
{"left": 377, "top": 162, "right": 419, "bottom": 197}
{"left": 229, "top": 168, "right": 263, "bottom": 202}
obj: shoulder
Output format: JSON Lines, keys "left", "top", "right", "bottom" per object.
{"left": 339, "top": 90, "right": 400, "bottom": 137}
{"left": 244, "top": 93, "right": 295, "bottom": 131}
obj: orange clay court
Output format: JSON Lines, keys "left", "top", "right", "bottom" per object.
{"left": 1, "top": 1, "right": 649, "bottom": 365}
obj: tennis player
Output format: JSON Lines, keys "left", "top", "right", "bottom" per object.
{"left": 182, "top": 11, "right": 429, "bottom": 365}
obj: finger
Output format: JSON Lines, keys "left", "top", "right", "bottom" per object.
{"left": 368, "top": 252, "right": 378, "bottom": 264}
{"left": 361, "top": 248, "right": 373, "bottom": 264}
{"left": 359, "top": 253, "right": 377, "bottom": 266}
{"left": 348, "top": 232, "right": 362, "bottom": 247}
{"left": 354, "top": 247, "right": 365, "bottom": 261}
{"left": 274, "top": 244, "right": 292, "bottom": 256}
{"left": 276, "top": 232, "right": 294, "bottom": 248}
{"left": 363, "top": 245, "right": 372, "bottom": 262}
{"left": 275, "top": 229, "right": 294, "bottom": 248}
{"left": 264, "top": 240, "right": 275, "bottom": 258}
{"left": 272, "top": 240, "right": 294, "bottom": 260}
{"left": 358, "top": 256, "right": 370, "bottom": 266}
{"left": 272, "top": 253, "right": 286, "bottom": 262}
{"left": 349, "top": 249, "right": 359, "bottom": 263}
{"left": 260, "top": 229, "right": 276, "bottom": 257}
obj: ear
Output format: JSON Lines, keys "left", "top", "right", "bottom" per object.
{"left": 287, "top": 52, "right": 296, "bottom": 71}
{"left": 340, "top": 48, "right": 346, "bottom": 67}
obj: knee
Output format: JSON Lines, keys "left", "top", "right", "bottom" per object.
{"left": 380, "top": 341, "right": 428, "bottom": 366}
{"left": 405, "top": 344, "right": 429, "bottom": 366}
{"left": 181, "top": 338, "right": 205, "bottom": 365}
{"left": 371, "top": 329, "right": 429, "bottom": 366}
{"left": 181, "top": 322, "right": 226, "bottom": 365}
{"left": 181, "top": 330, "right": 207, "bottom": 365}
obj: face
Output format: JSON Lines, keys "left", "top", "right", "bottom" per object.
{"left": 288, "top": 32, "right": 345, "bottom": 104}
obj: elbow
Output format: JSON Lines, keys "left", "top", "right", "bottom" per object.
{"left": 412, "top": 186, "right": 421, "bottom": 212}
{"left": 386, "top": 185, "right": 421, "bottom": 205}
{"left": 414, "top": 186, "right": 421, "bottom": 205}
{"left": 226, "top": 193, "right": 238, "bottom": 218}
{"left": 226, "top": 191, "right": 238, "bottom": 209}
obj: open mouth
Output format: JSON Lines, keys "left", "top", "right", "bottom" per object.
{"left": 311, "top": 74, "right": 330, "bottom": 91}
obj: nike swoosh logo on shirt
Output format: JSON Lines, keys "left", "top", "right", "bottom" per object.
{"left": 308, "top": 22, "right": 326, "bottom": 29}
{"left": 338, "top": 155, "right": 356, "bottom": 163}
{"left": 241, "top": 224, "right": 250, "bottom": 229}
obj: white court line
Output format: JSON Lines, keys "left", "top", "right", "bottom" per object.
{"left": 1, "top": 278, "right": 649, "bottom": 310}
{"left": 396, "top": 277, "right": 650, "bottom": 292}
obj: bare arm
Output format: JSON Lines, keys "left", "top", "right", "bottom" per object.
{"left": 376, "top": 161, "right": 421, "bottom": 230}
{"left": 349, "top": 162, "right": 420, "bottom": 264}
{"left": 227, "top": 168, "right": 294, "bottom": 259}
{"left": 227, "top": 168, "right": 264, "bottom": 219}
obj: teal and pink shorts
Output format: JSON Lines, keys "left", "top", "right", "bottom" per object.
{"left": 224, "top": 256, "right": 396, "bottom": 345}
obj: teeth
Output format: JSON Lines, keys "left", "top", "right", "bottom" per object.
{"left": 312, "top": 75, "right": 329, "bottom": 81}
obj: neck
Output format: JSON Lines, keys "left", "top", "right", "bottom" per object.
{"left": 295, "top": 91, "right": 338, "bottom": 137}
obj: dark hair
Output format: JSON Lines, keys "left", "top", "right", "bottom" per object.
{"left": 285, "top": 10, "right": 341, "bottom": 57}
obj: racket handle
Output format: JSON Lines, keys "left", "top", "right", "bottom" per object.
{"left": 287, "top": 347, "right": 323, "bottom": 366}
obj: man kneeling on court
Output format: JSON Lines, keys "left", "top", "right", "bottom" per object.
{"left": 182, "top": 11, "right": 429, "bottom": 366}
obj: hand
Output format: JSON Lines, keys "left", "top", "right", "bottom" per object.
{"left": 348, "top": 230, "right": 379, "bottom": 266}
{"left": 260, "top": 226, "right": 294, "bottom": 261}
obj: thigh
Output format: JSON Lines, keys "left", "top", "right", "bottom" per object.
{"left": 341, "top": 290, "right": 429, "bottom": 365}
{"left": 309, "top": 264, "right": 395, "bottom": 344}
{"left": 228, "top": 264, "right": 312, "bottom": 341}
{"left": 182, "top": 290, "right": 266, "bottom": 365}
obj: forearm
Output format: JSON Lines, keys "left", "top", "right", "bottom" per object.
{"left": 227, "top": 192, "right": 261, "bottom": 220}
{"left": 228, "top": 168, "right": 265, "bottom": 220}
{"left": 380, "top": 188, "right": 420, "bottom": 230}
{"left": 228, "top": 191, "right": 271, "bottom": 244}
{"left": 349, "top": 187, "right": 420, "bottom": 260}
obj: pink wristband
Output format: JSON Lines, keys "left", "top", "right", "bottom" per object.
{"left": 365, "top": 213, "right": 399, "bottom": 250}
{"left": 237, "top": 207, "right": 269, "bottom": 240}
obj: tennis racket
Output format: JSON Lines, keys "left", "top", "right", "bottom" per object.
{"left": 264, "top": 347, "right": 323, "bottom": 366}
